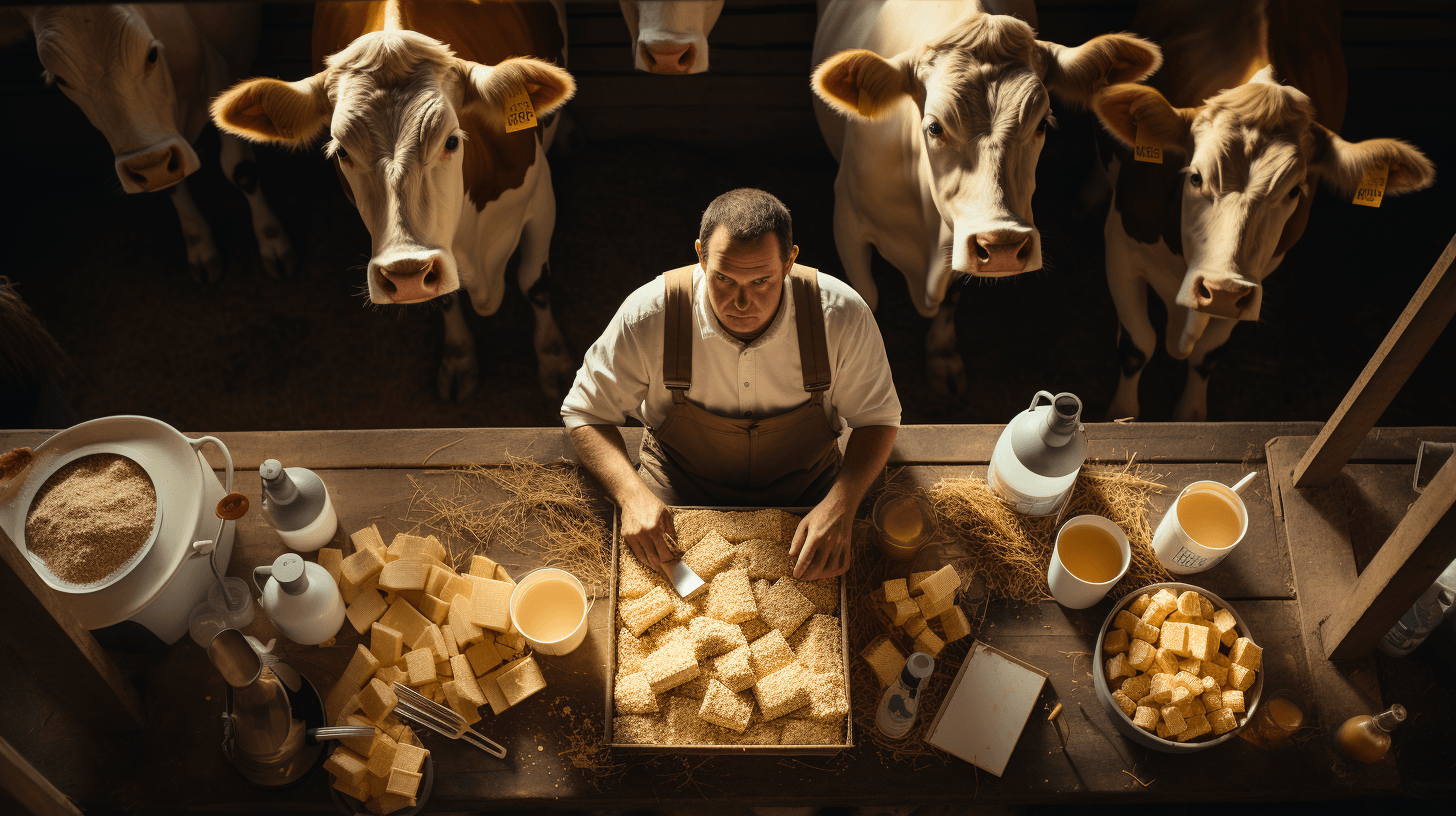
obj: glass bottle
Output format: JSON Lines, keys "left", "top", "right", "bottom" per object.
{"left": 876, "top": 652, "right": 935, "bottom": 738}
{"left": 1336, "top": 704, "right": 1407, "bottom": 763}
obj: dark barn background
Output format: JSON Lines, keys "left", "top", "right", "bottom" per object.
{"left": 3, "top": 0, "right": 1453, "bottom": 432}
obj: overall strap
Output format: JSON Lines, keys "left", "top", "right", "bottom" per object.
{"left": 790, "top": 266, "right": 832, "bottom": 393}
{"left": 662, "top": 265, "right": 697, "bottom": 392}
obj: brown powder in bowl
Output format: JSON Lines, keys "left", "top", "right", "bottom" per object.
{"left": 24, "top": 453, "right": 158, "bottom": 585}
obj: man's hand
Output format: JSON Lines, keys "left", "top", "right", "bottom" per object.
{"left": 789, "top": 488, "right": 853, "bottom": 581}
{"left": 621, "top": 489, "right": 678, "bottom": 572}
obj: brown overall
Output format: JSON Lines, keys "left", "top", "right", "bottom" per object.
{"left": 637, "top": 265, "right": 843, "bottom": 507}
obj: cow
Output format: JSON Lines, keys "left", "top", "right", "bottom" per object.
{"left": 619, "top": 0, "right": 722, "bottom": 74}
{"left": 810, "top": 0, "right": 1162, "bottom": 393}
{"left": 1093, "top": 1, "right": 1435, "bottom": 420}
{"left": 1, "top": 4, "right": 296, "bottom": 284}
{"left": 211, "top": 0, "right": 577, "bottom": 400}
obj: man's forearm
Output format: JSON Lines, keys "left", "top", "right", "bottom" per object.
{"left": 569, "top": 424, "right": 652, "bottom": 505}
{"left": 830, "top": 424, "right": 898, "bottom": 507}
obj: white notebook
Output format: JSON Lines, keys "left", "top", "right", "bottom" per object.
{"left": 925, "top": 640, "right": 1048, "bottom": 776}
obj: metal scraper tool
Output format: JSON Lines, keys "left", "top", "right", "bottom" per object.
{"left": 664, "top": 559, "right": 706, "bottom": 600}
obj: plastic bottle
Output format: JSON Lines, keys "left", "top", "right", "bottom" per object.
{"left": 876, "top": 652, "right": 935, "bottom": 738}
{"left": 1336, "top": 704, "right": 1406, "bottom": 763}
{"left": 254, "top": 553, "right": 345, "bottom": 646}
{"left": 1378, "top": 557, "right": 1456, "bottom": 657}
{"left": 987, "top": 391, "right": 1088, "bottom": 516}
{"left": 259, "top": 459, "right": 338, "bottom": 552}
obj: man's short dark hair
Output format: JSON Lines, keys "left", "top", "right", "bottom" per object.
{"left": 699, "top": 188, "right": 793, "bottom": 263}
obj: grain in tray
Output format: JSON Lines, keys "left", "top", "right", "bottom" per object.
{"left": 681, "top": 530, "right": 737, "bottom": 580}
{"left": 753, "top": 662, "right": 811, "bottom": 721}
{"left": 689, "top": 616, "right": 748, "bottom": 658}
{"left": 615, "top": 671, "right": 660, "bottom": 715}
{"left": 703, "top": 569, "right": 758, "bottom": 624}
{"left": 789, "top": 614, "right": 843, "bottom": 674}
{"left": 757, "top": 578, "right": 815, "bottom": 636}
{"left": 748, "top": 630, "right": 795, "bottom": 678}
{"left": 699, "top": 679, "right": 754, "bottom": 733}
{"left": 713, "top": 644, "right": 756, "bottom": 693}
{"left": 782, "top": 719, "right": 841, "bottom": 745}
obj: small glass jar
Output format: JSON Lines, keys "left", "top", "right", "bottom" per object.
{"left": 873, "top": 492, "right": 937, "bottom": 562}
{"left": 1240, "top": 689, "right": 1305, "bottom": 748}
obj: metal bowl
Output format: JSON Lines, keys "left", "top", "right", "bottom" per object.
{"left": 1092, "top": 581, "right": 1264, "bottom": 753}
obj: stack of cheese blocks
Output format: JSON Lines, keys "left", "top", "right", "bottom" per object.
{"left": 1101, "top": 587, "right": 1262, "bottom": 743}
{"left": 858, "top": 565, "right": 970, "bottom": 687}
{"left": 317, "top": 526, "right": 547, "bottom": 813}
{"left": 612, "top": 508, "right": 849, "bottom": 747}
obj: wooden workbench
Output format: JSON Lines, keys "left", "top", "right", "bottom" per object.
{"left": 2, "top": 424, "right": 1452, "bottom": 811}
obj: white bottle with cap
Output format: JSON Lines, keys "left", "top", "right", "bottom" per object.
{"left": 987, "top": 391, "right": 1088, "bottom": 517}
{"left": 259, "top": 458, "right": 338, "bottom": 552}
{"left": 254, "top": 553, "right": 345, "bottom": 646}
{"left": 876, "top": 651, "right": 935, "bottom": 739}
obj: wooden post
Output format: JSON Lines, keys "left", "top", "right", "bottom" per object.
{"left": 0, "top": 734, "right": 82, "bottom": 816}
{"left": 1321, "top": 454, "right": 1456, "bottom": 660}
{"left": 0, "top": 526, "right": 144, "bottom": 733}
{"left": 1293, "top": 233, "right": 1456, "bottom": 488}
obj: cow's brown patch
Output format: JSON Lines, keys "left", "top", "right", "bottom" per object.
{"left": 1112, "top": 146, "right": 1183, "bottom": 256}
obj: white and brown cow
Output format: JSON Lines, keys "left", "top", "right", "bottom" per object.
{"left": 1094, "top": 1, "right": 1435, "bottom": 420}
{"left": 619, "top": 0, "right": 722, "bottom": 74}
{"left": 212, "top": 0, "right": 577, "bottom": 400}
{"left": 811, "top": 0, "right": 1161, "bottom": 393}
{"left": 2, "top": 3, "right": 295, "bottom": 283}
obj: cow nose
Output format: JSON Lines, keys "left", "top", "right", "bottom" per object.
{"left": 641, "top": 41, "right": 696, "bottom": 74}
{"left": 119, "top": 144, "right": 186, "bottom": 192}
{"left": 972, "top": 230, "right": 1034, "bottom": 276}
{"left": 374, "top": 256, "right": 445, "bottom": 303}
{"left": 1192, "top": 276, "right": 1257, "bottom": 318}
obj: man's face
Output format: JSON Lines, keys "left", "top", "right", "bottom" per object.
{"left": 697, "top": 227, "right": 797, "bottom": 336}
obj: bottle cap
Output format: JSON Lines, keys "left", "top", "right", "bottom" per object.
{"left": 270, "top": 553, "right": 310, "bottom": 596}
{"left": 1010, "top": 391, "right": 1087, "bottom": 477}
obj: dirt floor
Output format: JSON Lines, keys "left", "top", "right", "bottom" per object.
{"left": 5, "top": 90, "right": 1454, "bottom": 433}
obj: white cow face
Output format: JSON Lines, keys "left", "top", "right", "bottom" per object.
{"left": 814, "top": 13, "right": 1161, "bottom": 309}
{"left": 1095, "top": 70, "right": 1435, "bottom": 324}
{"left": 619, "top": 0, "right": 722, "bottom": 74}
{"left": 29, "top": 5, "right": 200, "bottom": 193}
{"left": 211, "top": 32, "right": 574, "bottom": 305}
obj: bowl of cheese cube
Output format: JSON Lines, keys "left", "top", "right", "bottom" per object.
{"left": 1093, "top": 583, "right": 1263, "bottom": 752}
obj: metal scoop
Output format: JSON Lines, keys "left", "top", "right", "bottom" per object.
{"left": 664, "top": 559, "right": 707, "bottom": 600}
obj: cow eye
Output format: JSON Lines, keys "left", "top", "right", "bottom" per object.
{"left": 336, "top": 147, "right": 349, "bottom": 160}
{"left": 926, "top": 120, "right": 943, "bottom": 137}
{"left": 147, "top": 46, "right": 158, "bottom": 65}
{"left": 52, "top": 74, "right": 68, "bottom": 88}
{"left": 1189, "top": 171, "right": 1203, "bottom": 189}
{"left": 445, "top": 135, "right": 459, "bottom": 152}
{"left": 1036, "top": 118, "right": 1048, "bottom": 134}
{"left": 1288, "top": 184, "right": 1301, "bottom": 200}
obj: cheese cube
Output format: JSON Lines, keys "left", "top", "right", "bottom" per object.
{"left": 907, "top": 570, "right": 937, "bottom": 594}
{"left": 379, "top": 559, "right": 429, "bottom": 592}
{"left": 365, "top": 732, "right": 399, "bottom": 778}
{"left": 347, "top": 589, "right": 389, "bottom": 634}
{"left": 882, "top": 597, "right": 917, "bottom": 626}
{"left": 1160, "top": 622, "right": 1189, "bottom": 656}
{"left": 441, "top": 624, "right": 460, "bottom": 657}
{"left": 1228, "top": 663, "right": 1256, "bottom": 691}
{"left": 342, "top": 644, "right": 381, "bottom": 690}
{"left": 1197, "top": 595, "right": 1215, "bottom": 620}
{"left": 1161, "top": 705, "right": 1188, "bottom": 735}
{"left": 1208, "top": 706, "right": 1238, "bottom": 736}
{"left": 1173, "top": 671, "right": 1203, "bottom": 694}
{"left": 1202, "top": 688, "right": 1224, "bottom": 712}
{"left": 941, "top": 606, "right": 972, "bottom": 643}
{"left": 914, "top": 627, "right": 946, "bottom": 658}
{"left": 1153, "top": 647, "right": 1180, "bottom": 675}
{"left": 385, "top": 768, "right": 422, "bottom": 798}
{"left": 914, "top": 590, "right": 954, "bottom": 620}
{"left": 1212, "top": 607, "right": 1239, "bottom": 647}
{"left": 469, "top": 554, "right": 498, "bottom": 578}
{"left": 1103, "top": 628, "right": 1130, "bottom": 654}
{"left": 441, "top": 574, "right": 474, "bottom": 604}
{"left": 391, "top": 742, "right": 427, "bottom": 774}
{"left": 1150, "top": 588, "right": 1179, "bottom": 613}
{"left": 1114, "top": 610, "right": 1141, "bottom": 633}
{"left": 1186, "top": 625, "right": 1214, "bottom": 661}
{"left": 1222, "top": 689, "right": 1246, "bottom": 713}
{"left": 1121, "top": 674, "right": 1151, "bottom": 701}
{"left": 467, "top": 578, "right": 514, "bottom": 632}
{"left": 1132, "top": 706, "right": 1159, "bottom": 731}
{"left": 1149, "top": 673, "right": 1176, "bottom": 704}
{"left": 1105, "top": 653, "right": 1133, "bottom": 681}
{"left": 1111, "top": 690, "right": 1137, "bottom": 717}
{"left": 419, "top": 624, "right": 449, "bottom": 663}
{"left": 1133, "top": 621, "right": 1160, "bottom": 644}
{"left": 342, "top": 545, "right": 387, "bottom": 587}
{"left": 497, "top": 655, "right": 547, "bottom": 707}
{"left": 425, "top": 566, "right": 452, "bottom": 598}
{"left": 902, "top": 614, "right": 928, "bottom": 638}
{"left": 494, "top": 564, "right": 515, "bottom": 585}
{"left": 1229, "top": 637, "right": 1263, "bottom": 671}
{"left": 350, "top": 524, "right": 386, "bottom": 555}
{"left": 1128, "top": 593, "right": 1153, "bottom": 617}
{"left": 1176, "top": 591, "right": 1203, "bottom": 616}
{"left": 370, "top": 623, "right": 404, "bottom": 665}
{"left": 1127, "top": 638, "right": 1156, "bottom": 671}
{"left": 918, "top": 565, "right": 960, "bottom": 602}
{"left": 882, "top": 578, "right": 909, "bottom": 603}
{"left": 860, "top": 637, "right": 905, "bottom": 688}
{"left": 378, "top": 599, "right": 431, "bottom": 647}
{"left": 450, "top": 654, "right": 486, "bottom": 708}
{"left": 403, "top": 648, "right": 436, "bottom": 686}
{"left": 1176, "top": 713, "right": 1212, "bottom": 742}
{"left": 447, "top": 597, "right": 485, "bottom": 648}
{"left": 324, "top": 746, "right": 369, "bottom": 788}
{"left": 1177, "top": 657, "right": 1202, "bottom": 677}
{"left": 359, "top": 677, "right": 397, "bottom": 721}
{"left": 1200, "top": 674, "right": 1219, "bottom": 694}
{"left": 317, "top": 548, "right": 344, "bottom": 586}
{"left": 418, "top": 593, "right": 451, "bottom": 626}
{"left": 1139, "top": 601, "right": 1170, "bottom": 628}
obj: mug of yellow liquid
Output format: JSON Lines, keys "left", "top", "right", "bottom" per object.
{"left": 1152, "top": 480, "right": 1248, "bottom": 574}
{"left": 872, "top": 492, "right": 936, "bottom": 562}
{"left": 508, "top": 568, "right": 589, "bottom": 656}
{"left": 1047, "top": 515, "right": 1131, "bottom": 608}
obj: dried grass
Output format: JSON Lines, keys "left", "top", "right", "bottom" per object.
{"left": 403, "top": 455, "right": 612, "bottom": 593}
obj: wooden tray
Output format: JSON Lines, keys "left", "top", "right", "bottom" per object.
{"left": 603, "top": 505, "right": 853, "bottom": 755}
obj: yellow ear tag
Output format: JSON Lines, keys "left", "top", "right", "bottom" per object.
{"left": 503, "top": 83, "right": 537, "bottom": 133}
{"left": 1352, "top": 161, "right": 1388, "bottom": 208}
{"left": 856, "top": 88, "right": 874, "bottom": 118}
{"left": 1133, "top": 126, "right": 1161, "bottom": 164}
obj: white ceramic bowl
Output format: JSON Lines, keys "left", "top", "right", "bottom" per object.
{"left": 1091, "top": 582, "right": 1263, "bottom": 753}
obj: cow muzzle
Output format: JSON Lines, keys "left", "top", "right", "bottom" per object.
{"left": 372, "top": 254, "right": 448, "bottom": 304}
{"left": 970, "top": 229, "right": 1035, "bottom": 277}
{"left": 1189, "top": 275, "right": 1260, "bottom": 320}
{"left": 116, "top": 140, "right": 192, "bottom": 193}
{"left": 638, "top": 38, "right": 702, "bottom": 74}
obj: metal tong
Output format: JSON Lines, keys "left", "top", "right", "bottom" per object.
{"left": 392, "top": 683, "right": 507, "bottom": 758}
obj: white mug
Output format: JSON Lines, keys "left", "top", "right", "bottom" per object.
{"left": 1152, "top": 481, "right": 1248, "bottom": 574}
{"left": 1047, "top": 515, "right": 1131, "bottom": 609}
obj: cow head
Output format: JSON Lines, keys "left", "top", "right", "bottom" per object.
{"left": 619, "top": 0, "right": 722, "bottom": 74}
{"left": 211, "top": 31, "right": 573, "bottom": 305}
{"left": 23, "top": 5, "right": 200, "bottom": 193}
{"left": 813, "top": 13, "right": 1160, "bottom": 313}
{"left": 1094, "top": 68, "right": 1435, "bottom": 342}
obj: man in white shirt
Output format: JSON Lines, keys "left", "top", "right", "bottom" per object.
{"left": 562, "top": 189, "right": 900, "bottom": 581}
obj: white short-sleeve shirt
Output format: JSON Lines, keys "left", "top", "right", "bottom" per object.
{"left": 561, "top": 266, "right": 901, "bottom": 431}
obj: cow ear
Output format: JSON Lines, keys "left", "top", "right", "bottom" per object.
{"left": 1038, "top": 34, "right": 1162, "bottom": 108}
{"left": 0, "top": 8, "right": 31, "bottom": 48}
{"left": 812, "top": 49, "right": 911, "bottom": 121}
{"left": 1092, "top": 83, "right": 1193, "bottom": 153}
{"left": 459, "top": 57, "right": 576, "bottom": 123}
{"left": 211, "top": 73, "right": 330, "bottom": 146}
{"left": 1308, "top": 124, "right": 1436, "bottom": 198}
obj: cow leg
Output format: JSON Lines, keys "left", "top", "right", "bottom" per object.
{"left": 219, "top": 132, "right": 298, "bottom": 279}
{"left": 926, "top": 288, "right": 968, "bottom": 395}
{"left": 833, "top": 197, "right": 876, "bottom": 310}
{"left": 517, "top": 198, "right": 575, "bottom": 400}
{"left": 437, "top": 291, "right": 480, "bottom": 401}
{"left": 1174, "top": 317, "right": 1237, "bottom": 422}
{"left": 166, "top": 180, "right": 224, "bottom": 285}
{"left": 1105, "top": 241, "right": 1154, "bottom": 420}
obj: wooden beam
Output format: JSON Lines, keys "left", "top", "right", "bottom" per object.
{"left": 0, "top": 734, "right": 82, "bottom": 816}
{"left": 1322, "top": 454, "right": 1456, "bottom": 660}
{"left": 0, "top": 526, "right": 144, "bottom": 733}
{"left": 1294, "top": 232, "right": 1456, "bottom": 487}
